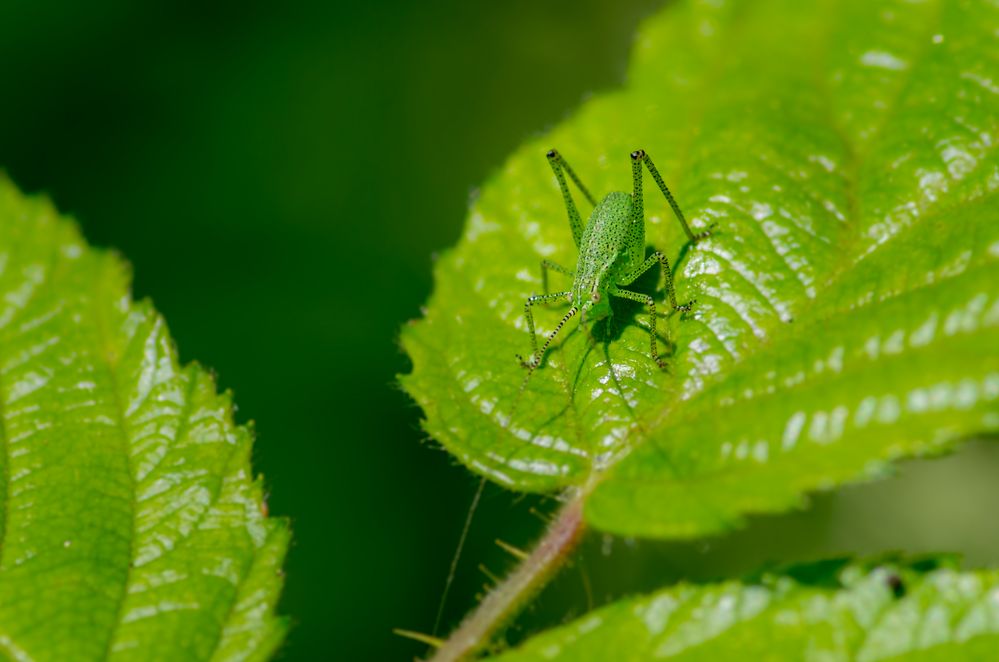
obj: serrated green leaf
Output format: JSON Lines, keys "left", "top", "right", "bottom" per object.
{"left": 496, "top": 559, "right": 999, "bottom": 661}
{"left": 400, "top": 0, "right": 999, "bottom": 535}
{"left": 0, "top": 178, "right": 287, "bottom": 660}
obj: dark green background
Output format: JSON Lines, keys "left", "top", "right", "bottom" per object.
{"left": 3, "top": 2, "right": 998, "bottom": 660}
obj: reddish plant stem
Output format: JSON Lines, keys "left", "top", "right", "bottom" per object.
{"left": 428, "top": 495, "right": 586, "bottom": 662}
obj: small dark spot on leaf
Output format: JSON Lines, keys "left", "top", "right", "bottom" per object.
{"left": 885, "top": 572, "right": 905, "bottom": 598}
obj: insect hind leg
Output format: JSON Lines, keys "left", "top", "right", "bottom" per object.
{"left": 631, "top": 149, "right": 715, "bottom": 243}
{"left": 547, "top": 149, "right": 596, "bottom": 249}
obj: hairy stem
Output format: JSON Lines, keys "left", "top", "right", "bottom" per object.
{"left": 428, "top": 494, "right": 586, "bottom": 662}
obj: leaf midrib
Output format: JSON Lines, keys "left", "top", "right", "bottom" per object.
{"left": 92, "top": 263, "right": 139, "bottom": 661}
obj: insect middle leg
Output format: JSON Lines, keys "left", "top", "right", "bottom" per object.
{"left": 611, "top": 288, "right": 667, "bottom": 370}
{"left": 516, "top": 290, "right": 575, "bottom": 370}
{"left": 617, "top": 251, "right": 695, "bottom": 312}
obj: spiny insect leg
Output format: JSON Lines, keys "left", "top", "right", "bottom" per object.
{"left": 612, "top": 288, "right": 667, "bottom": 370}
{"left": 541, "top": 259, "right": 574, "bottom": 300}
{"left": 517, "top": 291, "right": 572, "bottom": 369}
{"left": 617, "top": 251, "right": 695, "bottom": 312}
{"left": 631, "top": 149, "right": 715, "bottom": 243}
{"left": 547, "top": 149, "right": 596, "bottom": 249}
{"left": 525, "top": 306, "right": 578, "bottom": 371}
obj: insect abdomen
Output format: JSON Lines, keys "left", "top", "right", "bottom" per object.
{"left": 579, "top": 192, "right": 634, "bottom": 270}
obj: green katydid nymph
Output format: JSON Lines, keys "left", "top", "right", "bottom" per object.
{"left": 516, "top": 148, "right": 713, "bottom": 376}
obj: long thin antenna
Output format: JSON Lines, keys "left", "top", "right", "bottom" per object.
{"left": 433, "top": 476, "right": 487, "bottom": 637}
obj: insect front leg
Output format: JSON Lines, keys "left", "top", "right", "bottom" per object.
{"left": 617, "top": 251, "right": 695, "bottom": 312}
{"left": 631, "top": 149, "right": 715, "bottom": 243}
{"left": 611, "top": 288, "right": 667, "bottom": 370}
{"left": 547, "top": 149, "right": 597, "bottom": 249}
{"left": 516, "top": 291, "right": 574, "bottom": 371}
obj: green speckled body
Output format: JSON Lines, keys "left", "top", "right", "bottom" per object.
{"left": 573, "top": 191, "right": 642, "bottom": 322}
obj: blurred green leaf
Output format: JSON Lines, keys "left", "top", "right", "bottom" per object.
{"left": 0, "top": 178, "right": 286, "bottom": 660}
{"left": 401, "top": 0, "right": 998, "bottom": 535}
{"left": 497, "top": 559, "right": 999, "bottom": 661}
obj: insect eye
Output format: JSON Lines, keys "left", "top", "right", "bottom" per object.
{"left": 591, "top": 292, "right": 601, "bottom": 302}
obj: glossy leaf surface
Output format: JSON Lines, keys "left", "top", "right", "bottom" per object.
{"left": 0, "top": 179, "right": 287, "bottom": 660}
{"left": 498, "top": 560, "right": 999, "bottom": 661}
{"left": 400, "top": 0, "right": 999, "bottom": 537}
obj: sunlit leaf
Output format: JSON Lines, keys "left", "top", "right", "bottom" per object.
{"left": 400, "top": 0, "right": 999, "bottom": 536}
{"left": 0, "top": 178, "right": 287, "bottom": 660}
{"left": 497, "top": 559, "right": 999, "bottom": 661}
